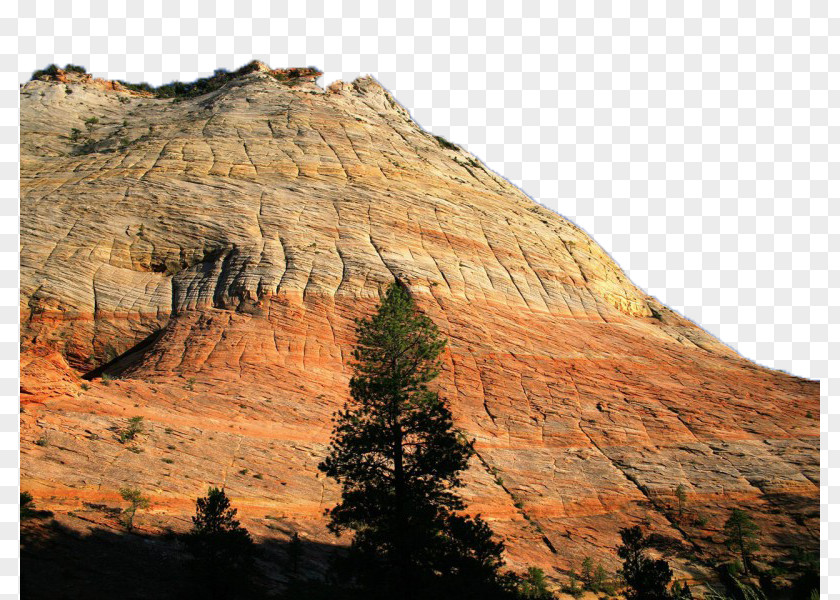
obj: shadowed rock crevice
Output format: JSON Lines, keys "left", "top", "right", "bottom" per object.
{"left": 82, "top": 328, "right": 165, "bottom": 380}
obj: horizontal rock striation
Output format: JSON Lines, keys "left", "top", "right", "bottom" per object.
{"left": 20, "top": 64, "right": 818, "bottom": 588}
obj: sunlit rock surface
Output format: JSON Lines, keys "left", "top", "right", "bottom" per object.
{"left": 20, "top": 64, "right": 818, "bottom": 592}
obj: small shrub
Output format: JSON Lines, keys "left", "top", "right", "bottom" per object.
{"left": 239, "top": 468, "right": 249, "bottom": 475}
{"left": 119, "top": 487, "right": 150, "bottom": 531}
{"left": 253, "top": 473, "right": 263, "bottom": 480}
{"left": 563, "top": 569, "right": 583, "bottom": 598}
{"left": 69, "top": 128, "right": 82, "bottom": 142}
{"left": 31, "top": 64, "right": 60, "bottom": 80}
{"left": 185, "top": 377, "right": 196, "bottom": 391}
{"left": 84, "top": 116, "right": 99, "bottom": 126}
{"left": 518, "top": 566, "right": 553, "bottom": 599}
{"left": 118, "top": 416, "right": 144, "bottom": 443}
{"left": 80, "top": 382, "right": 90, "bottom": 391}
{"left": 434, "top": 135, "right": 459, "bottom": 151}
{"left": 675, "top": 484, "right": 688, "bottom": 520}
{"left": 35, "top": 435, "right": 48, "bottom": 447}
{"left": 162, "top": 458, "right": 174, "bottom": 464}
{"left": 580, "top": 556, "right": 612, "bottom": 594}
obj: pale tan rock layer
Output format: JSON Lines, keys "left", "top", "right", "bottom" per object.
{"left": 20, "top": 66, "right": 818, "bottom": 582}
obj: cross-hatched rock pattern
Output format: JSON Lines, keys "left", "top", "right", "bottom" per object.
{"left": 20, "top": 65, "right": 818, "bottom": 588}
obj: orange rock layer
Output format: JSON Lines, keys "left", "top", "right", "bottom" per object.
{"left": 20, "top": 64, "right": 818, "bottom": 588}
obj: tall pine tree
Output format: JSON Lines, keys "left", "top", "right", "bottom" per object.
{"left": 319, "top": 282, "right": 514, "bottom": 599}
{"left": 185, "top": 487, "right": 255, "bottom": 598}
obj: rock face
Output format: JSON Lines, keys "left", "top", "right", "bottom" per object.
{"left": 20, "top": 64, "right": 818, "bottom": 591}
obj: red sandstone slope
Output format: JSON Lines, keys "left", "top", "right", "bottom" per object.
{"left": 20, "top": 65, "right": 818, "bottom": 589}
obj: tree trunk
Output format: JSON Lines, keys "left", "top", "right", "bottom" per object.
{"left": 391, "top": 396, "right": 412, "bottom": 597}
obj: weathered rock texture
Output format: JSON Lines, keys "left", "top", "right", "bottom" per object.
{"left": 20, "top": 64, "right": 818, "bottom": 592}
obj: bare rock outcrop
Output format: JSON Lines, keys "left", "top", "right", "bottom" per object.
{"left": 20, "top": 64, "right": 818, "bottom": 590}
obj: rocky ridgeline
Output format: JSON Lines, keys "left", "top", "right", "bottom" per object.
{"left": 20, "top": 63, "right": 818, "bottom": 594}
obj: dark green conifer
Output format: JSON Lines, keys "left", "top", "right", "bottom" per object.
{"left": 319, "top": 282, "right": 514, "bottom": 599}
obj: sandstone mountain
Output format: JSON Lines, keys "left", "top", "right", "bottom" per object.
{"left": 20, "top": 63, "right": 818, "bottom": 594}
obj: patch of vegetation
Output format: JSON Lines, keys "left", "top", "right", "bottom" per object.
{"left": 119, "top": 487, "right": 150, "bottom": 531}
{"left": 580, "top": 556, "right": 614, "bottom": 595}
{"left": 162, "top": 457, "right": 174, "bottom": 464}
{"left": 562, "top": 569, "right": 583, "bottom": 598}
{"left": 20, "top": 492, "right": 36, "bottom": 519}
{"left": 31, "top": 63, "right": 87, "bottom": 80}
{"left": 35, "top": 434, "right": 49, "bottom": 447}
{"left": 618, "top": 525, "right": 693, "bottom": 600}
{"left": 118, "top": 416, "right": 144, "bottom": 444}
{"left": 518, "top": 566, "right": 553, "bottom": 599}
{"left": 675, "top": 483, "right": 688, "bottom": 521}
{"left": 114, "top": 62, "right": 323, "bottom": 99}
{"left": 434, "top": 134, "right": 459, "bottom": 151}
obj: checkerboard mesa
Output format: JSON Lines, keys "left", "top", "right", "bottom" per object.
{"left": 20, "top": 61, "right": 818, "bottom": 596}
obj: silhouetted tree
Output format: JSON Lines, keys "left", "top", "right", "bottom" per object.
{"left": 287, "top": 531, "right": 303, "bottom": 577}
{"left": 319, "top": 282, "right": 516, "bottom": 599}
{"left": 185, "top": 487, "right": 255, "bottom": 598}
{"left": 618, "top": 526, "right": 690, "bottom": 600}
{"left": 723, "top": 509, "right": 760, "bottom": 576}
{"left": 20, "top": 492, "right": 35, "bottom": 519}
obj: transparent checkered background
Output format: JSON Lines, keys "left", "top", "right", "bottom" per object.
{"left": 6, "top": 1, "right": 837, "bottom": 598}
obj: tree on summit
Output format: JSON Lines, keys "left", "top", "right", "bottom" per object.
{"left": 319, "top": 282, "right": 517, "bottom": 599}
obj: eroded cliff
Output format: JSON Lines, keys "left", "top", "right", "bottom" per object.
{"left": 20, "top": 64, "right": 818, "bottom": 593}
